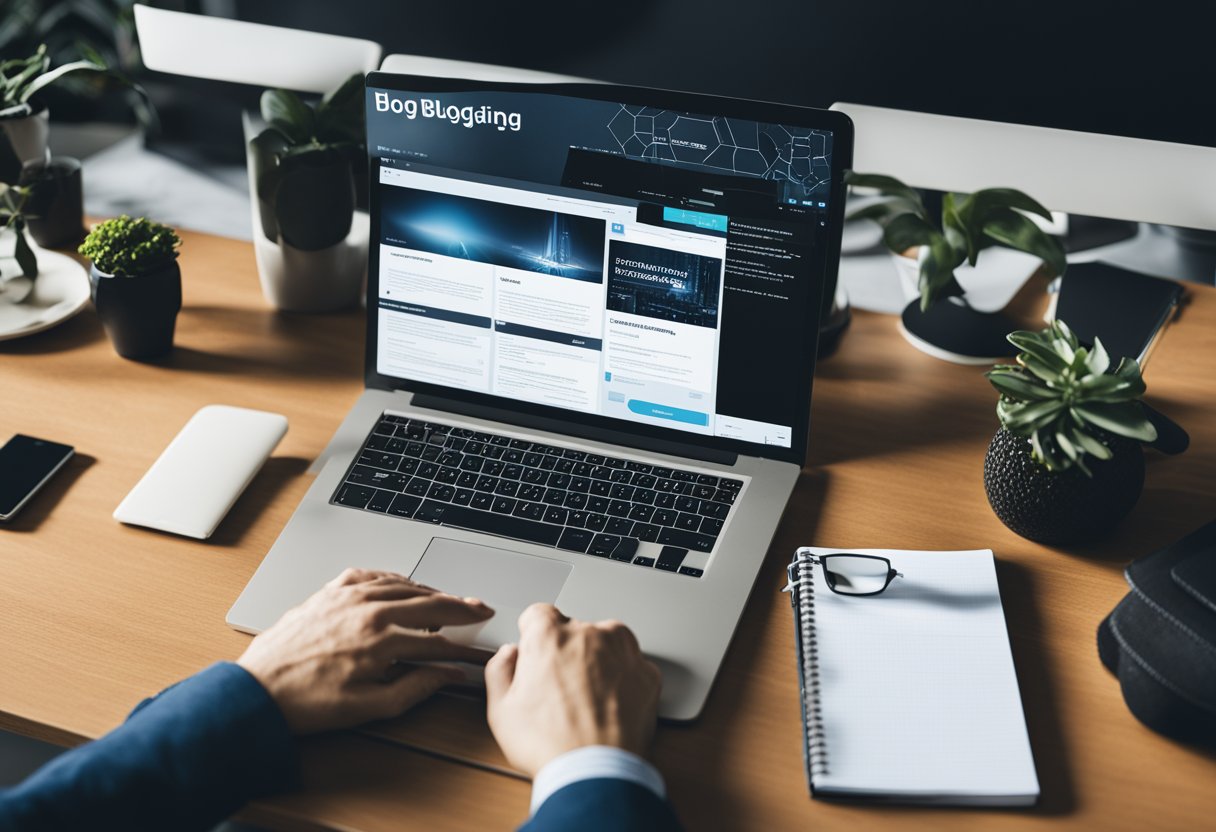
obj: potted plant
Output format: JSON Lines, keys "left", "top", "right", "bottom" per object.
{"left": 982, "top": 320, "right": 1165, "bottom": 544}
{"left": 79, "top": 215, "right": 182, "bottom": 359}
{"left": 846, "top": 172, "right": 1067, "bottom": 363}
{"left": 0, "top": 182, "right": 39, "bottom": 306}
{"left": 244, "top": 73, "right": 367, "bottom": 312}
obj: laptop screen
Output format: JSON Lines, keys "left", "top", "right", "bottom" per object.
{"left": 364, "top": 74, "right": 852, "bottom": 465}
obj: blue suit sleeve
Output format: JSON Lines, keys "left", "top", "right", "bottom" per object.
{"left": 520, "top": 778, "right": 685, "bottom": 832}
{"left": 0, "top": 662, "right": 297, "bottom": 832}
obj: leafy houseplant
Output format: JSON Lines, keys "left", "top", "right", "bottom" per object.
{"left": 982, "top": 320, "right": 1161, "bottom": 544}
{"left": 245, "top": 74, "right": 367, "bottom": 312}
{"left": 0, "top": 182, "right": 36, "bottom": 287}
{"left": 79, "top": 215, "right": 183, "bottom": 359}
{"left": 846, "top": 172, "right": 1067, "bottom": 311}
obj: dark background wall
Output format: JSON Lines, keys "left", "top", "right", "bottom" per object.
{"left": 238, "top": 0, "right": 1210, "bottom": 147}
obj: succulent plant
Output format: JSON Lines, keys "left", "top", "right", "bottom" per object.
{"left": 846, "top": 171, "right": 1067, "bottom": 311}
{"left": 985, "top": 320, "right": 1157, "bottom": 475}
{"left": 78, "top": 215, "right": 180, "bottom": 277}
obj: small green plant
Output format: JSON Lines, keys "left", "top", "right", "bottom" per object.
{"left": 986, "top": 320, "right": 1157, "bottom": 475}
{"left": 0, "top": 181, "right": 36, "bottom": 278}
{"left": 0, "top": 43, "right": 115, "bottom": 119}
{"left": 248, "top": 74, "right": 364, "bottom": 251}
{"left": 78, "top": 215, "right": 180, "bottom": 277}
{"left": 846, "top": 172, "right": 1067, "bottom": 311}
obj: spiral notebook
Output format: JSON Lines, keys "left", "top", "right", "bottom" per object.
{"left": 786, "top": 547, "right": 1039, "bottom": 806}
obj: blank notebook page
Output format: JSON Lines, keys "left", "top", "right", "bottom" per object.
{"left": 809, "top": 548, "right": 1039, "bottom": 803}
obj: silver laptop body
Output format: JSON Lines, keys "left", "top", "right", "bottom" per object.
{"left": 229, "top": 74, "right": 853, "bottom": 720}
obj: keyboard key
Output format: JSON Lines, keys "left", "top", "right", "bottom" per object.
{"left": 700, "top": 501, "right": 730, "bottom": 520}
{"left": 695, "top": 474, "right": 719, "bottom": 486}
{"left": 631, "top": 473, "right": 656, "bottom": 489}
{"left": 609, "top": 469, "right": 632, "bottom": 483}
{"left": 482, "top": 446, "right": 504, "bottom": 460}
{"left": 404, "top": 478, "right": 430, "bottom": 497}
{"left": 470, "top": 492, "right": 494, "bottom": 510}
{"left": 676, "top": 512, "right": 702, "bottom": 531}
{"left": 522, "top": 453, "right": 542, "bottom": 467}
{"left": 446, "top": 437, "right": 467, "bottom": 452}
{"left": 452, "top": 489, "right": 474, "bottom": 506}
{"left": 655, "top": 479, "right": 677, "bottom": 493}
{"left": 587, "top": 496, "right": 610, "bottom": 513}
{"left": 656, "top": 546, "right": 687, "bottom": 572}
{"left": 475, "top": 476, "right": 497, "bottom": 492}
{"left": 714, "top": 488, "right": 738, "bottom": 504}
{"left": 607, "top": 500, "right": 631, "bottom": 517}
{"left": 509, "top": 439, "right": 532, "bottom": 450}
{"left": 388, "top": 493, "right": 421, "bottom": 518}
{"left": 557, "top": 527, "right": 594, "bottom": 554}
{"left": 403, "top": 441, "right": 425, "bottom": 457}
{"left": 563, "top": 449, "right": 586, "bottom": 460}
{"left": 573, "top": 462, "right": 593, "bottom": 477}
{"left": 359, "top": 451, "right": 402, "bottom": 470}
{"left": 502, "top": 464, "right": 523, "bottom": 480}
{"left": 456, "top": 471, "right": 478, "bottom": 488}
{"left": 435, "top": 466, "right": 460, "bottom": 484}
{"left": 539, "top": 456, "right": 557, "bottom": 470}
{"left": 366, "top": 434, "right": 390, "bottom": 451}
{"left": 437, "top": 451, "right": 462, "bottom": 467}
{"left": 464, "top": 441, "right": 485, "bottom": 455}
{"left": 532, "top": 443, "right": 560, "bottom": 456}
{"left": 492, "top": 497, "right": 517, "bottom": 514}
{"left": 494, "top": 479, "right": 519, "bottom": 497}
{"left": 590, "top": 466, "right": 612, "bottom": 480}
{"left": 373, "top": 421, "right": 395, "bottom": 436}
{"left": 628, "top": 504, "right": 655, "bottom": 522}
{"left": 632, "top": 488, "right": 657, "bottom": 506}
{"left": 543, "top": 506, "right": 569, "bottom": 525}
{"left": 367, "top": 489, "right": 395, "bottom": 512}
{"left": 670, "top": 481, "right": 691, "bottom": 495}
{"left": 564, "top": 492, "right": 588, "bottom": 510}
{"left": 657, "top": 527, "right": 715, "bottom": 552}
{"left": 522, "top": 468, "right": 547, "bottom": 484}
{"left": 700, "top": 517, "right": 724, "bottom": 536}
{"left": 503, "top": 449, "right": 523, "bottom": 463}
{"left": 605, "top": 457, "right": 627, "bottom": 469}
{"left": 567, "top": 510, "right": 589, "bottom": 528}
{"left": 652, "top": 509, "right": 677, "bottom": 526}
{"left": 589, "top": 534, "right": 620, "bottom": 557}
{"left": 633, "top": 556, "right": 656, "bottom": 567}
{"left": 490, "top": 435, "right": 511, "bottom": 446}
{"left": 416, "top": 502, "right": 562, "bottom": 546}
{"left": 674, "top": 496, "right": 700, "bottom": 513}
{"left": 427, "top": 483, "right": 455, "bottom": 502}
{"left": 518, "top": 484, "right": 545, "bottom": 502}
{"left": 606, "top": 517, "right": 634, "bottom": 536}
{"left": 589, "top": 480, "right": 612, "bottom": 497}
{"left": 691, "top": 484, "right": 717, "bottom": 500}
{"left": 513, "top": 501, "right": 546, "bottom": 521}
{"left": 610, "top": 538, "right": 639, "bottom": 562}
{"left": 678, "top": 566, "right": 704, "bottom": 578}
{"left": 625, "top": 461, "right": 651, "bottom": 473}
{"left": 586, "top": 454, "right": 605, "bottom": 465}
{"left": 654, "top": 492, "right": 676, "bottom": 509}
{"left": 585, "top": 513, "right": 608, "bottom": 531}
{"left": 610, "top": 484, "right": 635, "bottom": 501}
{"left": 399, "top": 457, "right": 420, "bottom": 476}
{"left": 569, "top": 477, "right": 591, "bottom": 493}
{"left": 347, "top": 465, "right": 402, "bottom": 489}
{"left": 484, "top": 461, "right": 505, "bottom": 477}
{"left": 554, "top": 458, "right": 575, "bottom": 474}
{"left": 543, "top": 488, "right": 566, "bottom": 505}
{"left": 634, "top": 523, "right": 660, "bottom": 542}
{"left": 670, "top": 470, "right": 695, "bottom": 482}
{"left": 460, "top": 455, "right": 485, "bottom": 472}
{"left": 548, "top": 473, "right": 571, "bottom": 490}
{"left": 420, "top": 446, "right": 441, "bottom": 462}
{"left": 416, "top": 462, "right": 439, "bottom": 479}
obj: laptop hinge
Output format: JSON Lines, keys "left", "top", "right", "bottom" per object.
{"left": 410, "top": 393, "right": 739, "bottom": 467}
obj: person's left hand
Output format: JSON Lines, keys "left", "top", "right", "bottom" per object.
{"left": 238, "top": 568, "right": 495, "bottom": 734}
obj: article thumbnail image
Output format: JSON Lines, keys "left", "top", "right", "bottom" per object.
{"left": 606, "top": 239, "right": 722, "bottom": 328}
{"left": 380, "top": 186, "right": 605, "bottom": 283}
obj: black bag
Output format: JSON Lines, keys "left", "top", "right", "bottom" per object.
{"left": 1098, "top": 518, "right": 1216, "bottom": 748}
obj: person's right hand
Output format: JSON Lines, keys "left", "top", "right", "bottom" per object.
{"left": 238, "top": 568, "right": 494, "bottom": 735}
{"left": 484, "top": 604, "right": 662, "bottom": 777}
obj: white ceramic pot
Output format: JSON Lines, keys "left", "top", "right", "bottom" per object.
{"left": 243, "top": 113, "right": 368, "bottom": 312}
{"left": 0, "top": 108, "right": 50, "bottom": 178}
{"left": 890, "top": 247, "right": 924, "bottom": 304}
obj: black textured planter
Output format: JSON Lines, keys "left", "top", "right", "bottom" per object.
{"left": 89, "top": 261, "right": 182, "bottom": 359}
{"left": 21, "top": 157, "right": 85, "bottom": 249}
{"left": 984, "top": 427, "right": 1145, "bottom": 545}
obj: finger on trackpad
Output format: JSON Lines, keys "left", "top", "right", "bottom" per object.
{"left": 411, "top": 537, "right": 572, "bottom": 651}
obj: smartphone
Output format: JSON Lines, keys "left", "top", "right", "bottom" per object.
{"left": 0, "top": 434, "right": 75, "bottom": 521}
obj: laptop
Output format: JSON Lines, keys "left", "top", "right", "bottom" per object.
{"left": 228, "top": 73, "right": 853, "bottom": 720}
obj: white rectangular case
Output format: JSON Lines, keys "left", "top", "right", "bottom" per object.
{"left": 113, "top": 405, "right": 288, "bottom": 539}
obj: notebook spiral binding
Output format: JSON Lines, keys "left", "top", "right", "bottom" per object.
{"left": 786, "top": 546, "right": 828, "bottom": 785}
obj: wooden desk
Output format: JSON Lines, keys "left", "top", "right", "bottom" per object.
{"left": 2, "top": 229, "right": 1214, "bottom": 830}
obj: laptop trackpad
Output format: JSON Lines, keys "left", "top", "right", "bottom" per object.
{"left": 411, "top": 537, "right": 572, "bottom": 650}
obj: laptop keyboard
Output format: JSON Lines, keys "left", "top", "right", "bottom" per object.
{"left": 330, "top": 414, "right": 743, "bottom": 578}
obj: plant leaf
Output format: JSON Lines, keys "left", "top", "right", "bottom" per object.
{"left": 1003, "top": 399, "right": 1065, "bottom": 432}
{"left": 844, "top": 172, "right": 924, "bottom": 206}
{"left": 846, "top": 197, "right": 925, "bottom": 224}
{"left": 260, "top": 88, "right": 315, "bottom": 144}
{"left": 881, "top": 212, "right": 937, "bottom": 254}
{"left": 1056, "top": 430, "right": 1078, "bottom": 461}
{"left": 918, "top": 233, "right": 965, "bottom": 309}
{"left": 1072, "top": 428, "right": 1113, "bottom": 460}
{"left": 981, "top": 207, "right": 1068, "bottom": 278}
{"left": 20, "top": 59, "right": 107, "bottom": 104}
{"left": 1086, "top": 337, "right": 1110, "bottom": 375}
{"left": 986, "top": 369, "right": 1057, "bottom": 401}
{"left": 12, "top": 220, "right": 37, "bottom": 278}
{"left": 1008, "top": 331, "right": 1070, "bottom": 373}
{"left": 315, "top": 73, "right": 364, "bottom": 144}
{"left": 1072, "top": 402, "right": 1158, "bottom": 442}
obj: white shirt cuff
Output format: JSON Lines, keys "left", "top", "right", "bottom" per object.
{"left": 529, "top": 745, "right": 666, "bottom": 815}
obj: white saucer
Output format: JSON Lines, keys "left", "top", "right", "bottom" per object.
{"left": 0, "top": 248, "right": 91, "bottom": 341}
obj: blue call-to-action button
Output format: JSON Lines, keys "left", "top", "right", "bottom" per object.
{"left": 627, "top": 399, "right": 709, "bottom": 426}
{"left": 662, "top": 207, "right": 728, "bottom": 233}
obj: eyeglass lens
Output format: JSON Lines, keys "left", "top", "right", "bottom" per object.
{"left": 822, "top": 555, "right": 891, "bottom": 595}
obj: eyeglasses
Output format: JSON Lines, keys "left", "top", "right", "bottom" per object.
{"left": 784, "top": 552, "right": 904, "bottom": 597}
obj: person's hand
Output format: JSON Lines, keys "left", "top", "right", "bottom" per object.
{"left": 237, "top": 568, "right": 494, "bottom": 734}
{"left": 484, "top": 604, "right": 661, "bottom": 777}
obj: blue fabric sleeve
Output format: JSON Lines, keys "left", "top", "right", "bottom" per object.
{"left": 530, "top": 746, "right": 665, "bottom": 814}
{"left": 0, "top": 662, "right": 297, "bottom": 832}
{"left": 520, "top": 777, "right": 685, "bottom": 832}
